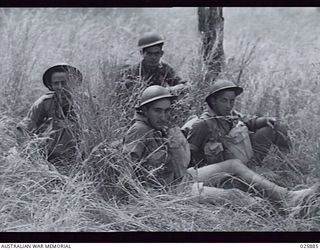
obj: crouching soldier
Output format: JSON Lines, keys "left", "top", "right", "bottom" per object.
{"left": 16, "top": 63, "right": 83, "bottom": 171}
{"left": 123, "top": 86, "right": 318, "bottom": 212}
{"left": 184, "top": 79, "right": 292, "bottom": 166}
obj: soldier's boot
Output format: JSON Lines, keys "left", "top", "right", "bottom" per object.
{"left": 282, "top": 183, "right": 320, "bottom": 218}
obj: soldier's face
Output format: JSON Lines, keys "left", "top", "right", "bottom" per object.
{"left": 208, "top": 90, "right": 236, "bottom": 116}
{"left": 141, "top": 46, "right": 164, "bottom": 67}
{"left": 51, "top": 72, "right": 70, "bottom": 93}
{"left": 143, "top": 98, "right": 171, "bottom": 130}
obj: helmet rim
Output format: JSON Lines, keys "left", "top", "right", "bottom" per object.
{"left": 135, "top": 86, "right": 176, "bottom": 110}
{"left": 42, "top": 63, "right": 83, "bottom": 91}
{"left": 205, "top": 80, "right": 243, "bottom": 103}
{"left": 138, "top": 33, "right": 164, "bottom": 50}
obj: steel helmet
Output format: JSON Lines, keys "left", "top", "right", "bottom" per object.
{"left": 43, "top": 63, "right": 83, "bottom": 91}
{"left": 138, "top": 33, "right": 164, "bottom": 50}
{"left": 136, "top": 86, "right": 176, "bottom": 109}
{"left": 205, "top": 79, "right": 243, "bottom": 103}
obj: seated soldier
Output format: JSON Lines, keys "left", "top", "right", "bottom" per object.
{"left": 119, "top": 32, "right": 188, "bottom": 94}
{"left": 184, "top": 79, "right": 292, "bottom": 167}
{"left": 123, "top": 85, "right": 318, "bottom": 211}
{"left": 16, "top": 63, "right": 83, "bottom": 171}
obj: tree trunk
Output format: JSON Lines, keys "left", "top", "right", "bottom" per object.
{"left": 198, "top": 7, "right": 225, "bottom": 82}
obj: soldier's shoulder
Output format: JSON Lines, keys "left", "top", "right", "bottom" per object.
{"left": 183, "top": 115, "right": 208, "bottom": 135}
{"left": 33, "top": 92, "right": 54, "bottom": 105}
{"left": 198, "top": 114, "right": 220, "bottom": 130}
{"left": 41, "top": 92, "right": 54, "bottom": 99}
{"left": 193, "top": 117, "right": 209, "bottom": 130}
{"left": 125, "top": 120, "right": 154, "bottom": 143}
{"left": 127, "top": 120, "right": 152, "bottom": 137}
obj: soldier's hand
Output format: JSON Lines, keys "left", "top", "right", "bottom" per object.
{"left": 266, "top": 117, "right": 277, "bottom": 129}
{"left": 255, "top": 117, "right": 277, "bottom": 129}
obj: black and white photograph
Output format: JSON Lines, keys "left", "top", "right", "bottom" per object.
{"left": 1, "top": 7, "right": 320, "bottom": 233}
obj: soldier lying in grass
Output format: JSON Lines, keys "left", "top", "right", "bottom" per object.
{"left": 123, "top": 85, "right": 319, "bottom": 214}
{"left": 16, "top": 64, "right": 83, "bottom": 171}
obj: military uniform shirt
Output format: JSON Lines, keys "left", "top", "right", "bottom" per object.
{"left": 17, "top": 92, "right": 80, "bottom": 162}
{"left": 123, "top": 113, "right": 175, "bottom": 187}
{"left": 187, "top": 108, "right": 258, "bottom": 166}
{"left": 122, "top": 61, "right": 186, "bottom": 87}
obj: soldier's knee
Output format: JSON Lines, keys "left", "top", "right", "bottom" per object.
{"left": 274, "top": 123, "right": 292, "bottom": 150}
{"left": 228, "top": 159, "right": 244, "bottom": 174}
{"left": 232, "top": 158, "right": 243, "bottom": 165}
{"left": 257, "top": 126, "right": 274, "bottom": 139}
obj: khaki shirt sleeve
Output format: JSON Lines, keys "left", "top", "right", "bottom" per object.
{"left": 123, "top": 124, "right": 150, "bottom": 161}
{"left": 232, "top": 110, "right": 258, "bottom": 132}
{"left": 186, "top": 119, "right": 209, "bottom": 167}
{"left": 17, "top": 97, "right": 47, "bottom": 135}
{"left": 187, "top": 119, "right": 208, "bottom": 152}
{"left": 238, "top": 114, "right": 258, "bottom": 132}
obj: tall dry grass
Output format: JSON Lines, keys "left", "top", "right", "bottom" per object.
{"left": 0, "top": 8, "right": 320, "bottom": 231}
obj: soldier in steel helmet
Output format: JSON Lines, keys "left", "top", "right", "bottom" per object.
{"left": 16, "top": 64, "right": 83, "bottom": 172}
{"left": 123, "top": 85, "right": 318, "bottom": 212}
{"left": 183, "top": 79, "right": 292, "bottom": 168}
{"left": 123, "top": 85, "right": 185, "bottom": 187}
{"left": 120, "top": 32, "right": 188, "bottom": 93}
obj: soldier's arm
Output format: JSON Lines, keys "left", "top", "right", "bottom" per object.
{"left": 123, "top": 124, "right": 149, "bottom": 162}
{"left": 124, "top": 126, "right": 172, "bottom": 186}
{"left": 186, "top": 119, "right": 208, "bottom": 167}
{"left": 123, "top": 124, "right": 152, "bottom": 181}
{"left": 234, "top": 110, "right": 259, "bottom": 132}
{"left": 165, "top": 64, "right": 187, "bottom": 87}
{"left": 240, "top": 114, "right": 275, "bottom": 132}
{"left": 16, "top": 97, "right": 46, "bottom": 143}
